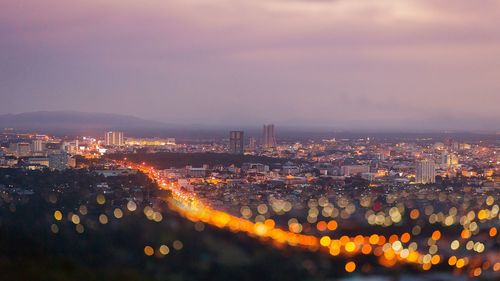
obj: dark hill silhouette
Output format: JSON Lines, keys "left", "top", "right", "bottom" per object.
{"left": 0, "top": 111, "right": 169, "bottom": 135}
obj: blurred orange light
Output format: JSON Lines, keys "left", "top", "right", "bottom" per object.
{"left": 345, "top": 261, "right": 356, "bottom": 272}
{"left": 401, "top": 232, "right": 411, "bottom": 243}
{"left": 431, "top": 230, "right": 441, "bottom": 241}
{"left": 489, "top": 227, "right": 497, "bottom": 237}
{"left": 327, "top": 220, "right": 338, "bottom": 231}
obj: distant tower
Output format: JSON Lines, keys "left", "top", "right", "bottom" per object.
{"left": 441, "top": 152, "right": 459, "bottom": 168}
{"left": 32, "top": 139, "right": 45, "bottom": 152}
{"left": 416, "top": 159, "right": 436, "bottom": 184}
{"left": 229, "top": 131, "right": 244, "bottom": 154}
{"left": 104, "top": 131, "right": 124, "bottom": 146}
{"left": 248, "top": 137, "right": 257, "bottom": 150}
{"left": 262, "top": 124, "right": 277, "bottom": 148}
{"left": 16, "top": 142, "right": 31, "bottom": 157}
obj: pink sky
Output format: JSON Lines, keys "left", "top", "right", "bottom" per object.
{"left": 1, "top": 0, "right": 499, "bottom": 130}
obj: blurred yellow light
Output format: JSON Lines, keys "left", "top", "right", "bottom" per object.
{"left": 96, "top": 194, "right": 106, "bottom": 205}
{"left": 369, "top": 234, "right": 379, "bottom": 245}
{"left": 319, "top": 236, "right": 331, "bottom": 247}
{"left": 54, "top": 210, "right": 63, "bottom": 221}
{"left": 345, "top": 242, "right": 356, "bottom": 252}
{"left": 159, "top": 245, "right": 170, "bottom": 255}
{"left": 99, "top": 214, "right": 108, "bottom": 224}
{"left": 71, "top": 214, "right": 80, "bottom": 225}
{"left": 114, "top": 208, "right": 123, "bottom": 219}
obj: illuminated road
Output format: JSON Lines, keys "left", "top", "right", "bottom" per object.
{"left": 120, "top": 161, "right": 499, "bottom": 276}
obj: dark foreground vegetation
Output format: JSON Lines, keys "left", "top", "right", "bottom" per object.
{"left": 1, "top": 168, "right": 493, "bottom": 281}
{"left": 0, "top": 168, "right": 365, "bottom": 281}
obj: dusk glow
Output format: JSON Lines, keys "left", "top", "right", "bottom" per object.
{"left": 0, "top": 2, "right": 499, "bottom": 281}
{"left": 1, "top": 0, "right": 499, "bottom": 130}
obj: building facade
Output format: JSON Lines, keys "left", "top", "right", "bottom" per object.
{"left": 104, "top": 131, "right": 124, "bottom": 146}
{"left": 262, "top": 124, "right": 277, "bottom": 148}
{"left": 49, "top": 153, "right": 69, "bottom": 171}
{"left": 416, "top": 159, "right": 436, "bottom": 184}
{"left": 229, "top": 131, "right": 244, "bottom": 154}
{"left": 32, "top": 140, "right": 45, "bottom": 152}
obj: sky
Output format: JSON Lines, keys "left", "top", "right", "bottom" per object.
{"left": 1, "top": 0, "right": 499, "bottom": 131}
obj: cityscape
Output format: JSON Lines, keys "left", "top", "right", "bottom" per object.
{"left": 0, "top": 125, "right": 498, "bottom": 280}
{"left": 1, "top": 1, "right": 500, "bottom": 281}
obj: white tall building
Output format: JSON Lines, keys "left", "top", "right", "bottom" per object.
{"left": 104, "top": 131, "right": 124, "bottom": 146}
{"left": 416, "top": 159, "right": 436, "bottom": 184}
{"left": 262, "top": 124, "right": 277, "bottom": 148}
{"left": 32, "top": 140, "right": 45, "bottom": 152}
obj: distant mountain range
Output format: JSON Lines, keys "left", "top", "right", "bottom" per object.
{"left": 0, "top": 111, "right": 242, "bottom": 138}
{"left": 0, "top": 111, "right": 498, "bottom": 139}
{"left": 0, "top": 111, "right": 169, "bottom": 135}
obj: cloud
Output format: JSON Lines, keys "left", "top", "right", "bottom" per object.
{"left": 0, "top": 0, "right": 499, "bottom": 130}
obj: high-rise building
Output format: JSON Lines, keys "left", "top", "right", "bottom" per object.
{"left": 416, "top": 159, "right": 436, "bottom": 184}
{"left": 15, "top": 142, "right": 31, "bottom": 157}
{"left": 63, "top": 140, "right": 79, "bottom": 154}
{"left": 49, "top": 152, "right": 69, "bottom": 170}
{"left": 32, "top": 140, "right": 45, "bottom": 152}
{"left": 45, "top": 142, "right": 63, "bottom": 155}
{"left": 104, "top": 131, "right": 124, "bottom": 146}
{"left": 248, "top": 137, "right": 257, "bottom": 150}
{"left": 441, "top": 152, "right": 458, "bottom": 168}
{"left": 229, "top": 131, "right": 244, "bottom": 154}
{"left": 262, "top": 124, "right": 277, "bottom": 148}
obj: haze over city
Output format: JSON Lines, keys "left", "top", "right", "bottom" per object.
{"left": 1, "top": 0, "right": 499, "bottom": 130}
{"left": 1, "top": 1, "right": 500, "bottom": 281}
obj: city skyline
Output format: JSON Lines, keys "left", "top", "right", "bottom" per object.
{"left": 1, "top": 2, "right": 499, "bottom": 280}
{"left": 1, "top": 1, "right": 499, "bottom": 130}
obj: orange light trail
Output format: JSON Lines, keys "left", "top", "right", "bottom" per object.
{"left": 120, "top": 161, "right": 495, "bottom": 273}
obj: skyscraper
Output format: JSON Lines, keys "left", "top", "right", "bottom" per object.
{"left": 49, "top": 152, "right": 69, "bottom": 171}
{"left": 229, "top": 131, "right": 244, "bottom": 154}
{"left": 32, "top": 140, "right": 45, "bottom": 152}
{"left": 441, "top": 152, "right": 459, "bottom": 168}
{"left": 16, "top": 142, "right": 31, "bottom": 157}
{"left": 104, "top": 131, "right": 124, "bottom": 146}
{"left": 416, "top": 159, "right": 436, "bottom": 184}
{"left": 248, "top": 137, "right": 257, "bottom": 150}
{"left": 262, "top": 124, "right": 277, "bottom": 148}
